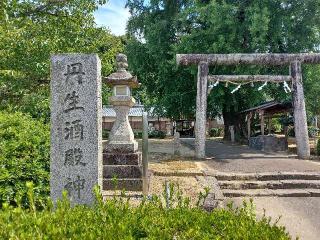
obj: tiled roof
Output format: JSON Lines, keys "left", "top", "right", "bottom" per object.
{"left": 103, "top": 105, "right": 146, "bottom": 117}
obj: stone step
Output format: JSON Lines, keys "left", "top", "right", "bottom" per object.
{"left": 214, "top": 172, "right": 320, "bottom": 181}
{"left": 103, "top": 152, "right": 141, "bottom": 165}
{"left": 103, "top": 165, "right": 143, "bottom": 179}
{"left": 222, "top": 189, "right": 320, "bottom": 197}
{"left": 219, "top": 180, "right": 320, "bottom": 190}
{"left": 102, "top": 190, "right": 143, "bottom": 198}
{"left": 103, "top": 179, "right": 143, "bottom": 191}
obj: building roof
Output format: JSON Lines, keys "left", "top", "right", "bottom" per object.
{"left": 241, "top": 101, "right": 292, "bottom": 114}
{"left": 103, "top": 105, "right": 146, "bottom": 117}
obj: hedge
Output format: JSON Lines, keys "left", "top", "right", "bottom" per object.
{"left": 0, "top": 184, "right": 291, "bottom": 240}
{"left": 0, "top": 111, "right": 50, "bottom": 208}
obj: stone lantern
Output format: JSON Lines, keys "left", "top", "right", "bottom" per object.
{"left": 103, "top": 54, "right": 143, "bottom": 191}
{"left": 105, "top": 53, "right": 139, "bottom": 151}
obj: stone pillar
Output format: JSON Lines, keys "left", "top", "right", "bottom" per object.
{"left": 229, "top": 125, "right": 235, "bottom": 143}
{"left": 260, "top": 110, "right": 265, "bottom": 136}
{"left": 195, "top": 62, "right": 208, "bottom": 158}
{"left": 174, "top": 131, "right": 181, "bottom": 156}
{"left": 290, "top": 61, "right": 310, "bottom": 159}
{"left": 50, "top": 54, "right": 102, "bottom": 205}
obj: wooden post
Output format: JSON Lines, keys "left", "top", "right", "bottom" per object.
{"left": 247, "top": 112, "right": 252, "bottom": 140}
{"left": 268, "top": 117, "right": 271, "bottom": 135}
{"left": 290, "top": 61, "right": 310, "bottom": 159}
{"left": 260, "top": 110, "right": 265, "bottom": 136}
{"left": 142, "top": 112, "right": 149, "bottom": 195}
{"left": 195, "top": 62, "right": 208, "bottom": 158}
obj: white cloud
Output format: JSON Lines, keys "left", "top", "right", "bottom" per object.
{"left": 94, "top": 0, "right": 131, "bottom": 36}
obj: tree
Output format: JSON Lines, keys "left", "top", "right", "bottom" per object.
{"left": 0, "top": 0, "right": 124, "bottom": 121}
{"left": 126, "top": 0, "right": 320, "bottom": 139}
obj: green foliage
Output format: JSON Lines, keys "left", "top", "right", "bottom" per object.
{"left": 209, "top": 127, "right": 223, "bottom": 137}
{"left": 149, "top": 130, "right": 166, "bottom": 139}
{"left": 0, "top": 185, "right": 290, "bottom": 239}
{"left": 133, "top": 131, "right": 143, "bottom": 139}
{"left": 102, "top": 129, "right": 110, "bottom": 140}
{"left": 0, "top": 111, "right": 50, "bottom": 208}
{"left": 308, "top": 126, "right": 319, "bottom": 138}
{"left": 126, "top": 0, "right": 320, "bottom": 139}
{"left": 287, "top": 126, "right": 319, "bottom": 138}
{"left": 0, "top": 0, "right": 124, "bottom": 118}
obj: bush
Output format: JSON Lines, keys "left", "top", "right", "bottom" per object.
{"left": 149, "top": 130, "right": 166, "bottom": 139}
{"left": 308, "top": 126, "right": 319, "bottom": 138}
{"left": 134, "top": 131, "right": 143, "bottom": 139}
{"left": 0, "top": 112, "right": 50, "bottom": 208}
{"left": 209, "top": 127, "right": 223, "bottom": 137}
{"left": 102, "top": 129, "right": 110, "bottom": 140}
{"left": 288, "top": 126, "right": 319, "bottom": 138}
{"left": 0, "top": 185, "right": 290, "bottom": 239}
{"left": 287, "top": 126, "right": 295, "bottom": 137}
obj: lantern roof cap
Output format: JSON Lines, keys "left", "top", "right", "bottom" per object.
{"left": 104, "top": 53, "right": 139, "bottom": 88}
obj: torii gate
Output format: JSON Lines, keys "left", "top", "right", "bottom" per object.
{"left": 176, "top": 53, "right": 320, "bottom": 159}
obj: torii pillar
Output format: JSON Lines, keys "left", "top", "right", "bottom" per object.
{"left": 195, "top": 62, "right": 208, "bottom": 158}
{"left": 291, "top": 61, "right": 310, "bottom": 159}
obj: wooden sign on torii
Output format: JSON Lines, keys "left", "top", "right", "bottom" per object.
{"left": 176, "top": 53, "right": 320, "bottom": 159}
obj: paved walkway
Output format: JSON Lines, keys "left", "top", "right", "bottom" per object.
{"left": 227, "top": 197, "right": 320, "bottom": 240}
{"left": 181, "top": 139, "right": 320, "bottom": 173}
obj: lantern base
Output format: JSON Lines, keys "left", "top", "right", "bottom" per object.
{"left": 104, "top": 141, "right": 138, "bottom": 154}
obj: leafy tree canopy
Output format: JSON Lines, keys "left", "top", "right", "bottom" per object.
{"left": 0, "top": 0, "right": 124, "bottom": 121}
{"left": 126, "top": 0, "right": 320, "bottom": 136}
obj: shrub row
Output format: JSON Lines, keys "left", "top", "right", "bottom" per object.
{"left": 287, "top": 126, "right": 319, "bottom": 138}
{"left": 0, "top": 184, "right": 291, "bottom": 240}
{"left": 209, "top": 127, "right": 224, "bottom": 137}
{"left": 0, "top": 112, "right": 50, "bottom": 208}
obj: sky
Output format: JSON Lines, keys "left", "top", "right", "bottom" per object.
{"left": 94, "top": 0, "right": 131, "bottom": 36}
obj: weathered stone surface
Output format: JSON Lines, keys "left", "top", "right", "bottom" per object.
{"left": 108, "top": 104, "right": 136, "bottom": 144}
{"left": 173, "top": 132, "right": 181, "bottom": 156}
{"left": 195, "top": 62, "right": 208, "bottom": 159}
{"left": 308, "top": 189, "right": 320, "bottom": 197}
{"left": 196, "top": 176, "right": 224, "bottom": 211}
{"left": 219, "top": 180, "right": 282, "bottom": 190}
{"left": 249, "top": 135, "right": 288, "bottom": 152}
{"left": 103, "top": 165, "right": 143, "bottom": 179}
{"left": 176, "top": 53, "right": 320, "bottom": 66}
{"left": 229, "top": 126, "right": 235, "bottom": 143}
{"left": 103, "top": 53, "right": 145, "bottom": 193}
{"left": 222, "top": 189, "right": 311, "bottom": 197}
{"left": 213, "top": 172, "right": 320, "bottom": 181}
{"left": 103, "top": 152, "right": 141, "bottom": 165}
{"left": 50, "top": 54, "right": 102, "bottom": 205}
{"left": 103, "top": 179, "right": 143, "bottom": 191}
{"left": 219, "top": 180, "right": 320, "bottom": 190}
{"left": 280, "top": 180, "right": 320, "bottom": 189}
{"left": 291, "top": 61, "right": 310, "bottom": 159}
{"left": 278, "top": 172, "right": 320, "bottom": 180}
{"left": 104, "top": 142, "right": 138, "bottom": 153}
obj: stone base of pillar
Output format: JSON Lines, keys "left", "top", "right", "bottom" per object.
{"left": 103, "top": 147, "right": 143, "bottom": 191}
{"left": 104, "top": 141, "right": 138, "bottom": 153}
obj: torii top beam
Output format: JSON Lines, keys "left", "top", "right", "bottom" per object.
{"left": 176, "top": 53, "right": 320, "bottom": 66}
